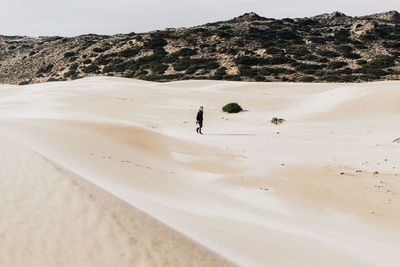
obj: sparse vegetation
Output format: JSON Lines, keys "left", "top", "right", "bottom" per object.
{"left": 271, "top": 117, "right": 285, "bottom": 125}
{"left": 0, "top": 11, "right": 400, "bottom": 84}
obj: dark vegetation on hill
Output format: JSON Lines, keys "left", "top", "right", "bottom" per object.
{"left": 1, "top": 11, "right": 400, "bottom": 85}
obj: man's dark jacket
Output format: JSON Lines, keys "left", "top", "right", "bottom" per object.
{"left": 196, "top": 110, "right": 203, "bottom": 122}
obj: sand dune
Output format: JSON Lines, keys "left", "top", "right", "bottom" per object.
{"left": 0, "top": 77, "right": 400, "bottom": 266}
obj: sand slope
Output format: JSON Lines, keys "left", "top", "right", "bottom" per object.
{"left": 0, "top": 77, "right": 400, "bottom": 266}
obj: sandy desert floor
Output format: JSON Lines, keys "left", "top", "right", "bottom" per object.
{"left": 0, "top": 77, "right": 399, "bottom": 266}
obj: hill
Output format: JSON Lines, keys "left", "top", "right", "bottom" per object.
{"left": 1, "top": 10, "right": 400, "bottom": 84}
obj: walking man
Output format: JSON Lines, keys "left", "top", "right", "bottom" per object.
{"left": 196, "top": 106, "right": 204, "bottom": 135}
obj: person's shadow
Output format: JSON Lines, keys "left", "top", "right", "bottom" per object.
{"left": 204, "top": 133, "right": 256, "bottom": 136}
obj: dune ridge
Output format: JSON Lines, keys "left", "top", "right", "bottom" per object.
{"left": 1, "top": 77, "right": 400, "bottom": 266}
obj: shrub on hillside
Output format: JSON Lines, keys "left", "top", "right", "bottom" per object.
{"left": 19, "top": 80, "right": 31, "bottom": 85}
{"left": 265, "top": 47, "right": 283, "bottom": 55}
{"left": 83, "top": 59, "right": 92, "bottom": 64}
{"left": 289, "top": 47, "right": 311, "bottom": 58}
{"left": 294, "top": 63, "right": 321, "bottom": 71}
{"left": 383, "top": 41, "right": 400, "bottom": 49}
{"left": 222, "top": 103, "right": 243, "bottom": 113}
{"left": 239, "top": 66, "right": 258, "bottom": 77}
{"left": 236, "top": 56, "right": 259, "bottom": 66}
{"left": 92, "top": 47, "right": 109, "bottom": 53}
{"left": 335, "top": 45, "right": 354, "bottom": 53}
{"left": 343, "top": 52, "right": 361, "bottom": 59}
{"left": 146, "top": 38, "right": 168, "bottom": 49}
{"left": 224, "top": 75, "right": 242, "bottom": 81}
{"left": 64, "top": 70, "right": 78, "bottom": 79}
{"left": 254, "top": 75, "right": 266, "bottom": 81}
{"left": 69, "top": 63, "right": 79, "bottom": 70}
{"left": 317, "top": 50, "right": 339, "bottom": 58}
{"left": 68, "top": 56, "right": 77, "bottom": 62}
{"left": 82, "top": 64, "right": 100, "bottom": 73}
{"left": 175, "top": 48, "right": 198, "bottom": 57}
{"left": 150, "top": 63, "right": 168, "bottom": 74}
{"left": 108, "top": 60, "right": 137, "bottom": 72}
{"left": 259, "top": 67, "right": 294, "bottom": 76}
{"left": 263, "top": 56, "right": 293, "bottom": 65}
{"left": 36, "top": 64, "right": 54, "bottom": 74}
{"left": 119, "top": 48, "right": 139, "bottom": 58}
{"left": 309, "top": 37, "right": 327, "bottom": 44}
{"left": 64, "top": 51, "right": 76, "bottom": 58}
{"left": 173, "top": 58, "right": 219, "bottom": 72}
{"left": 214, "top": 67, "right": 227, "bottom": 77}
{"left": 301, "top": 54, "right": 319, "bottom": 61}
{"left": 327, "top": 61, "right": 348, "bottom": 69}
{"left": 94, "top": 55, "right": 111, "bottom": 65}
{"left": 368, "top": 55, "right": 396, "bottom": 68}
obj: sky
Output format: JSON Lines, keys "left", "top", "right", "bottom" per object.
{"left": 0, "top": 0, "right": 398, "bottom": 37}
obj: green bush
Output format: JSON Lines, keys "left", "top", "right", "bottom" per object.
{"left": 265, "top": 47, "right": 283, "bottom": 55}
{"left": 309, "top": 37, "right": 326, "bottom": 44}
{"left": 64, "top": 51, "right": 76, "bottom": 58}
{"left": 173, "top": 58, "right": 219, "bottom": 72}
{"left": 19, "top": 80, "right": 31, "bottom": 85}
{"left": 224, "top": 75, "right": 242, "bottom": 81}
{"left": 214, "top": 67, "right": 227, "bottom": 77}
{"left": 356, "top": 59, "right": 367, "bottom": 65}
{"left": 222, "top": 103, "right": 243, "bottom": 113}
{"left": 146, "top": 38, "right": 168, "bottom": 49}
{"left": 175, "top": 48, "right": 197, "bottom": 57}
{"left": 368, "top": 55, "right": 396, "bottom": 68}
{"left": 92, "top": 47, "right": 109, "bottom": 53}
{"left": 343, "top": 52, "right": 361, "bottom": 59}
{"left": 290, "top": 48, "right": 311, "bottom": 58}
{"left": 301, "top": 54, "right": 319, "bottom": 61}
{"left": 150, "top": 63, "right": 168, "bottom": 74}
{"left": 259, "top": 67, "right": 293, "bottom": 75}
{"left": 299, "top": 76, "right": 315, "bottom": 82}
{"left": 333, "top": 29, "right": 351, "bottom": 41}
{"left": 254, "top": 75, "right": 266, "bottom": 81}
{"left": 239, "top": 66, "right": 258, "bottom": 77}
{"left": 294, "top": 63, "right": 321, "bottom": 71}
{"left": 317, "top": 50, "right": 339, "bottom": 58}
{"left": 263, "top": 56, "right": 292, "bottom": 65}
{"left": 142, "top": 74, "right": 183, "bottom": 81}
{"left": 383, "top": 41, "right": 400, "bottom": 49}
{"left": 327, "top": 61, "right": 348, "bottom": 69}
{"left": 64, "top": 70, "right": 78, "bottom": 78}
{"left": 335, "top": 45, "right": 353, "bottom": 53}
{"left": 164, "top": 53, "right": 180, "bottom": 63}
{"left": 119, "top": 48, "right": 139, "bottom": 58}
{"left": 68, "top": 56, "right": 77, "bottom": 62}
{"left": 36, "top": 64, "right": 54, "bottom": 74}
{"left": 69, "top": 63, "right": 79, "bottom": 70}
{"left": 108, "top": 60, "right": 137, "bottom": 72}
{"left": 94, "top": 55, "right": 111, "bottom": 65}
{"left": 236, "top": 56, "right": 259, "bottom": 65}
{"left": 82, "top": 64, "right": 100, "bottom": 73}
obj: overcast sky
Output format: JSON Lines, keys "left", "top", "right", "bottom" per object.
{"left": 0, "top": 0, "right": 398, "bottom": 37}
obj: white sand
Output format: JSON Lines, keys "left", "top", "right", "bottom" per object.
{"left": 0, "top": 77, "right": 399, "bottom": 266}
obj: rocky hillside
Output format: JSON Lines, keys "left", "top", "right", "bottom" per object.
{"left": 1, "top": 11, "right": 400, "bottom": 84}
